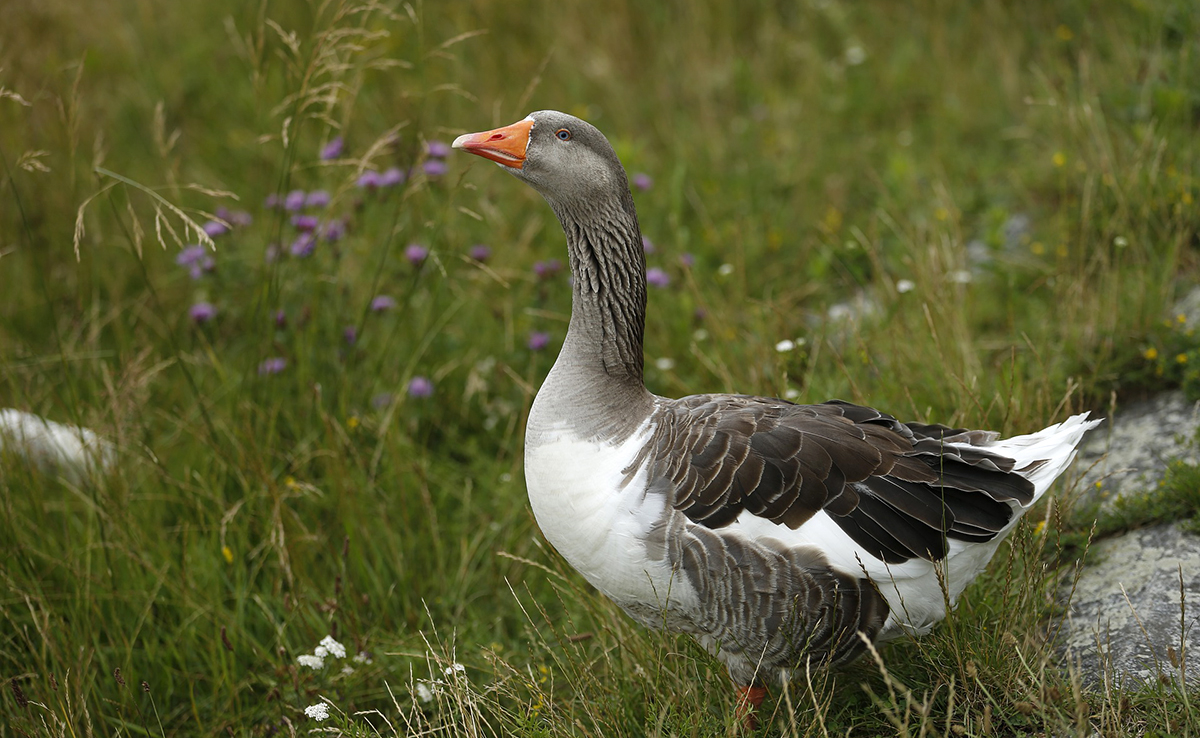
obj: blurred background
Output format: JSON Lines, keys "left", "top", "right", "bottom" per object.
{"left": 2, "top": 0, "right": 1198, "bottom": 735}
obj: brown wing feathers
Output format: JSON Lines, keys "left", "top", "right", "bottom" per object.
{"left": 652, "top": 398, "right": 1036, "bottom": 565}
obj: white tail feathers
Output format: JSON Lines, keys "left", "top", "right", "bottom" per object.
{"left": 987, "top": 412, "right": 1102, "bottom": 501}
{"left": 0, "top": 409, "right": 115, "bottom": 484}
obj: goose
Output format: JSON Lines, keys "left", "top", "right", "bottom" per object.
{"left": 453, "top": 111, "right": 1098, "bottom": 728}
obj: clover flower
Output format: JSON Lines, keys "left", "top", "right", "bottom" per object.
{"left": 284, "top": 190, "right": 307, "bottom": 211}
{"left": 469, "top": 244, "right": 491, "bottom": 262}
{"left": 533, "top": 259, "right": 563, "bottom": 280}
{"left": 189, "top": 302, "right": 217, "bottom": 323}
{"left": 258, "top": 357, "right": 287, "bottom": 375}
{"left": 321, "top": 136, "right": 344, "bottom": 160}
{"left": 527, "top": 331, "right": 551, "bottom": 351}
{"left": 407, "top": 376, "right": 433, "bottom": 398}
{"left": 646, "top": 267, "right": 670, "bottom": 288}
{"left": 371, "top": 295, "right": 396, "bottom": 312}
{"left": 305, "top": 190, "right": 330, "bottom": 209}
{"left": 289, "top": 233, "right": 316, "bottom": 258}
{"left": 632, "top": 173, "right": 653, "bottom": 191}
{"left": 404, "top": 243, "right": 429, "bottom": 265}
{"left": 304, "top": 703, "right": 330, "bottom": 721}
{"left": 291, "top": 215, "right": 319, "bottom": 232}
{"left": 422, "top": 159, "right": 448, "bottom": 177}
{"left": 379, "top": 167, "right": 406, "bottom": 187}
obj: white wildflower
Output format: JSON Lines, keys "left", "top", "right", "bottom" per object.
{"left": 319, "top": 635, "right": 346, "bottom": 659}
{"left": 415, "top": 680, "right": 437, "bottom": 703}
{"left": 654, "top": 357, "right": 675, "bottom": 371}
{"left": 1114, "top": 235, "right": 1128, "bottom": 248}
{"left": 896, "top": 279, "right": 915, "bottom": 294}
{"left": 297, "top": 654, "right": 325, "bottom": 669}
{"left": 948, "top": 270, "right": 973, "bottom": 284}
{"left": 692, "top": 328, "right": 709, "bottom": 341}
{"left": 304, "top": 702, "right": 330, "bottom": 721}
{"left": 341, "top": 665, "right": 355, "bottom": 676}
{"left": 784, "top": 388, "right": 801, "bottom": 400}
{"left": 775, "top": 339, "right": 796, "bottom": 353}
{"left": 717, "top": 263, "right": 734, "bottom": 276}
{"left": 353, "top": 651, "right": 373, "bottom": 664}
{"left": 844, "top": 45, "right": 866, "bottom": 65}
{"left": 827, "top": 303, "right": 853, "bottom": 321}
{"left": 443, "top": 663, "right": 466, "bottom": 678}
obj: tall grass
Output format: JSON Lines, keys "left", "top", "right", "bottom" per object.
{"left": 2, "top": 0, "right": 1198, "bottom": 735}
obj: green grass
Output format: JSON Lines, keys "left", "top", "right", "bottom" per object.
{"left": 2, "top": 0, "right": 1199, "bottom": 735}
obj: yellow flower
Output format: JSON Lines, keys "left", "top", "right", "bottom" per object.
{"left": 1052, "top": 151, "right": 1067, "bottom": 168}
{"left": 1143, "top": 347, "right": 1158, "bottom": 360}
{"left": 347, "top": 416, "right": 360, "bottom": 429}
{"left": 1177, "top": 353, "right": 1188, "bottom": 364}
{"left": 1055, "top": 25, "right": 1074, "bottom": 41}
{"left": 1178, "top": 313, "right": 1188, "bottom": 324}
{"left": 285, "top": 475, "right": 298, "bottom": 489}
{"left": 1031, "top": 241, "right": 1046, "bottom": 255}
{"left": 1184, "top": 192, "right": 1194, "bottom": 205}
{"left": 934, "top": 207, "right": 950, "bottom": 221}
{"left": 222, "top": 546, "right": 234, "bottom": 564}
{"left": 1033, "top": 520, "right": 1047, "bottom": 535}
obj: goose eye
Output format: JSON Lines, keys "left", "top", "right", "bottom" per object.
{"left": 555, "top": 128, "right": 572, "bottom": 141}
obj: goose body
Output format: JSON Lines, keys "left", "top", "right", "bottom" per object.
{"left": 454, "top": 111, "right": 1098, "bottom": 722}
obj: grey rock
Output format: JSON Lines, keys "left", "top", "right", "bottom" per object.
{"left": 1058, "top": 523, "right": 1200, "bottom": 688}
{"left": 1074, "top": 390, "right": 1200, "bottom": 512}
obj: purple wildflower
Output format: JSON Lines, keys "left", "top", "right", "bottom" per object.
{"left": 370, "top": 295, "right": 396, "bottom": 312}
{"left": 632, "top": 173, "right": 653, "bottom": 191}
{"left": 189, "top": 302, "right": 217, "bottom": 323}
{"left": 533, "top": 259, "right": 563, "bottom": 280}
{"left": 425, "top": 140, "right": 452, "bottom": 158}
{"left": 258, "top": 357, "right": 287, "bottom": 375}
{"left": 202, "top": 220, "right": 229, "bottom": 238}
{"left": 407, "top": 376, "right": 433, "bottom": 398}
{"left": 264, "top": 193, "right": 281, "bottom": 209}
{"left": 356, "top": 170, "right": 382, "bottom": 189}
{"left": 324, "top": 218, "right": 346, "bottom": 242}
{"left": 527, "top": 331, "right": 551, "bottom": 351}
{"left": 404, "top": 243, "right": 429, "bottom": 265}
{"left": 229, "top": 210, "right": 253, "bottom": 227}
{"left": 321, "top": 136, "right": 344, "bottom": 160}
{"left": 646, "top": 267, "right": 671, "bottom": 288}
{"left": 343, "top": 326, "right": 357, "bottom": 345}
{"left": 176, "top": 244, "right": 207, "bottom": 267}
{"left": 469, "top": 244, "right": 492, "bottom": 262}
{"left": 291, "top": 215, "right": 319, "bottom": 232}
{"left": 371, "top": 393, "right": 393, "bottom": 408}
{"left": 274, "top": 310, "right": 287, "bottom": 329}
{"left": 679, "top": 252, "right": 695, "bottom": 267}
{"left": 642, "top": 236, "right": 655, "bottom": 254}
{"left": 289, "top": 233, "right": 316, "bottom": 257}
{"left": 284, "top": 190, "right": 307, "bottom": 211}
{"left": 379, "top": 167, "right": 406, "bottom": 187}
{"left": 422, "top": 160, "right": 448, "bottom": 177}
{"left": 305, "top": 190, "right": 331, "bottom": 209}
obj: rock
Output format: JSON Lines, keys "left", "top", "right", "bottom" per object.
{"left": 1058, "top": 523, "right": 1200, "bottom": 687}
{"left": 1073, "top": 390, "right": 1200, "bottom": 512}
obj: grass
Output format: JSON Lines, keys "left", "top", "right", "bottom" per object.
{"left": 2, "top": 0, "right": 1199, "bottom": 734}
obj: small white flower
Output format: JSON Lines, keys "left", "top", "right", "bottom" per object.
{"left": 319, "top": 635, "right": 346, "bottom": 659}
{"left": 304, "top": 702, "right": 330, "bottom": 721}
{"left": 1114, "top": 235, "right": 1128, "bottom": 248}
{"left": 775, "top": 339, "right": 796, "bottom": 353}
{"left": 896, "top": 279, "right": 915, "bottom": 294}
{"left": 655, "top": 357, "right": 675, "bottom": 371}
{"left": 948, "top": 270, "right": 973, "bottom": 284}
{"left": 844, "top": 45, "right": 866, "bottom": 65}
{"left": 692, "top": 328, "right": 709, "bottom": 341}
{"left": 297, "top": 654, "right": 325, "bottom": 669}
{"left": 415, "top": 681, "right": 436, "bottom": 703}
{"left": 341, "top": 665, "right": 355, "bottom": 676}
{"left": 717, "top": 263, "right": 734, "bottom": 276}
{"left": 784, "top": 388, "right": 801, "bottom": 400}
{"left": 827, "top": 303, "right": 853, "bottom": 321}
{"left": 443, "top": 662, "right": 466, "bottom": 678}
{"left": 353, "top": 651, "right": 373, "bottom": 664}
{"left": 314, "top": 645, "right": 328, "bottom": 659}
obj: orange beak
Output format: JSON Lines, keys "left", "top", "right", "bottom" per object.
{"left": 451, "top": 118, "right": 534, "bottom": 169}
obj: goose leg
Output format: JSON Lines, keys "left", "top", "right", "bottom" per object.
{"left": 734, "top": 684, "right": 768, "bottom": 731}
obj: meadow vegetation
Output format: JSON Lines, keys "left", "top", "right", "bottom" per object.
{"left": 2, "top": 0, "right": 1199, "bottom": 735}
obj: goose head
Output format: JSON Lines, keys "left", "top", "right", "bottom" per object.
{"left": 452, "top": 110, "right": 631, "bottom": 210}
